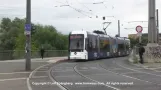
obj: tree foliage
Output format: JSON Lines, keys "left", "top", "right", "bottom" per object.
{"left": 129, "top": 36, "right": 148, "bottom": 48}
{"left": 0, "top": 17, "right": 68, "bottom": 51}
{"left": 128, "top": 37, "right": 139, "bottom": 48}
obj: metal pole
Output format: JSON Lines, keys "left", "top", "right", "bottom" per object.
{"left": 148, "top": 0, "right": 157, "bottom": 43}
{"left": 26, "top": 0, "right": 31, "bottom": 71}
{"left": 118, "top": 20, "right": 120, "bottom": 37}
{"left": 156, "top": 9, "right": 159, "bottom": 43}
{"left": 103, "top": 28, "right": 107, "bottom": 35}
{"left": 139, "top": 36, "right": 141, "bottom": 43}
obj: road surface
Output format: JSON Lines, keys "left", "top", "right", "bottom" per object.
{"left": 1, "top": 57, "right": 161, "bottom": 90}
{"left": 0, "top": 57, "right": 66, "bottom": 90}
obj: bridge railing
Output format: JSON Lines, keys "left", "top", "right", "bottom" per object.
{"left": 0, "top": 50, "right": 68, "bottom": 60}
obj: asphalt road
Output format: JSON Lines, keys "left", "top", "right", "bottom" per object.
{"left": 49, "top": 57, "right": 161, "bottom": 90}
{"left": 0, "top": 59, "right": 50, "bottom": 90}
{"left": 1, "top": 57, "right": 161, "bottom": 90}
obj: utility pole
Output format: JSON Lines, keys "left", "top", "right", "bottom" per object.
{"left": 25, "top": 0, "right": 31, "bottom": 71}
{"left": 148, "top": 0, "right": 157, "bottom": 44}
{"left": 156, "top": 9, "right": 159, "bottom": 43}
{"left": 118, "top": 20, "right": 120, "bottom": 37}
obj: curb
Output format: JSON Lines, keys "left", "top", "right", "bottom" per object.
{"left": 54, "top": 59, "right": 68, "bottom": 63}
{"left": 0, "top": 57, "right": 67, "bottom": 62}
{"left": 47, "top": 58, "right": 68, "bottom": 63}
{"left": 129, "top": 58, "right": 161, "bottom": 70}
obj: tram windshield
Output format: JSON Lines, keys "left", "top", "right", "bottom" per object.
{"left": 69, "top": 34, "right": 84, "bottom": 52}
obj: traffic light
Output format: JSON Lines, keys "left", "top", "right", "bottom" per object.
{"left": 31, "top": 24, "right": 36, "bottom": 34}
{"left": 103, "top": 17, "right": 105, "bottom": 20}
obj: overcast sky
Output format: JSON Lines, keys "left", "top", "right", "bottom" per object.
{"left": 0, "top": 0, "right": 161, "bottom": 37}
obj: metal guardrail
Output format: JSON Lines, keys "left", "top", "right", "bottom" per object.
{"left": 0, "top": 50, "right": 68, "bottom": 60}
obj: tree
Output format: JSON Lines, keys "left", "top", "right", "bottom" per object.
{"left": 0, "top": 18, "right": 12, "bottom": 33}
{"left": 141, "top": 36, "right": 148, "bottom": 45}
{"left": 129, "top": 37, "right": 139, "bottom": 48}
{"left": 0, "top": 18, "right": 19, "bottom": 50}
{"left": 0, "top": 17, "right": 68, "bottom": 60}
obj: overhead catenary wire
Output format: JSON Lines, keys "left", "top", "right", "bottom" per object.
{"left": 68, "top": 6, "right": 92, "bottom": 18}
{"left": 55, "top": 0, "right": 115, "bottom": 19}
{"left": 66, "top": 0, "right": 95, "bottom": 16}
{"left": 54, "top": 1, "right": 147, "bottom": 35}
{"left": 72, "top": 2, "right": 105, "bottom": 17}
{"left": 124, "top": 27, "right": 148, "bottom": 30}
{"left": 74, "top": 0, "right": 92, "bottom": 11}
{"left": 55, "top": 1, "right": 93, "bottom": 18}
{"left": 66, "top": 0, "right": 92, "bottom": 17}
{"left": 102, "top": 0, "right": 113, "bottom": 9}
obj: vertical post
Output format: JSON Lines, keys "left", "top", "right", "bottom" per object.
{"left": 139, "top": 35, "right": 141, "bottom": 43}
{"left": 133, "top": 46, "right": 136, "bottom": 62}
{"left": 118, "top": 20, "right": 120, "bottom": 37}
{"left": 148, "top": 0, "right": 157, "bottom": 43}
{"left": 156, "top": 9, "right": 159, "bottom": 43}
{"left": 26, "top": 0, "right": 31, "bottom": 71}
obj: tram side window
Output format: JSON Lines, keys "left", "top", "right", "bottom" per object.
{"left": 105, "top": 39, "right": 110, "bottom": 52}
{"left": 99, "top": 37, "right": 109, "bottom": 52}
{"left": 88, "top": 38, "right": 92, "bottom": 52}
{"left": 106, "top": 44, "right": 110, "bottom": 52}
{"left": 93, "top": 36, "right": 98, "bottom": 51}
{"left": 95, "top": 37, "right": 98, "bottom": 50}
{"left": 125, "top": 43, "right": 128, "bottom": 50}
{"left": 85, "top": 38, "right": 88, "bottom": 50}
{"left": 99, "top": 38, "right": 104, "bottom": 52}
{"left": 118, "top": 44, "right": 124, "bottom": 51}
{"left": 91, "top": 36, "right": 95, "bottom": 50}
{"left": 88, "top": 35, "right": 95, "bottom": 52}
{"left": 87, "top": 35, "right": 99, "bottom": 52}
{"left": 103, "top": 41, "right": 109, "bottom": 52}
{"left": 126, "top": 42, "right": 130, "bottom": 50}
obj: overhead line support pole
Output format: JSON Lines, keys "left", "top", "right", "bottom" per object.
{"left": 25, "top": 0, "right": 31, "bottom": 71}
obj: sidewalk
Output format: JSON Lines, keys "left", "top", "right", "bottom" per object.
{"left": 128, "top": 54, "right": 161, "bottom": 69}
{"left": 0, "top": 57, "right": 67, "bottom": 62}
{"left": 129, "top": 57, "right": 161, "bottom": 69}
{"left": 47, "top": 57, "right": 67, "bottom": 63}
{"left": 134, "top": 63, "right": 161, "bottom": 69}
